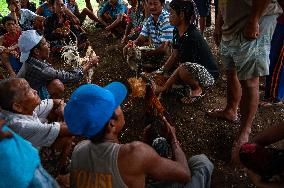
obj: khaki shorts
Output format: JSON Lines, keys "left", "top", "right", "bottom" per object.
{"left": 220, "top": 15, "right": 277, "bottom": 80}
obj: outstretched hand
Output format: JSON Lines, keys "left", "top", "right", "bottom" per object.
{"left": 162, "top": 116, "right": 177, "bottom": 141}
{"left": 0, "top": 119, "right": 13, "bottom": 141}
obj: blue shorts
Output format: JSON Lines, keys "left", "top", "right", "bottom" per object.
{"left": 194, "top": 0, "right": 210, "bottom": 17}
{"left": 146, "top": 154, "right": 214, "bottom": 188}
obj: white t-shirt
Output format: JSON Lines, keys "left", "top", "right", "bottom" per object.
{"left": 0, "top": 99, "right": 60, "bottom": 150}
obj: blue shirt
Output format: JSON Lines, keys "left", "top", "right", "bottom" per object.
{"left": 0, "top": 126, "right": 40, "bottom": 188}
{"left": 39, "top": 3, "right": 53, "bottom": 17}
{"left": 98, "top": 1, "right": 128, "bottom": 20}
{"left": 140, "top": 9, "right": 174, "bottom": 48}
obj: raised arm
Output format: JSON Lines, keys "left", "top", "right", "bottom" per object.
{"left": 119, "top": 141, "right": 190, "bottom": 186}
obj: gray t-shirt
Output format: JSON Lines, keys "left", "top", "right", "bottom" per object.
{"left": 71, "top": 140, "right": 128, "bottom": 188}
{"left": 220, "top": 0, "right": 282, "bottom": 41}
{"left": 0, "top": 99, "right": 60, "bottom": 149}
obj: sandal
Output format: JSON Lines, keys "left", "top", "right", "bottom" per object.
{"left": 259, "top": 100, "right": 284, "bottom": 108}
{"left": 181, "top": 94, "right": 205, "bottom": 104}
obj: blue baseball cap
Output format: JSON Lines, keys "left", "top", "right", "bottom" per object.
{"left": 64, "top": 82, "right": 127, "bottom": 138}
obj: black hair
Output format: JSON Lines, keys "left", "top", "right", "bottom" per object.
{"left": 2, "top": 16, "right": 16, "bottom": 26}
{"left": 169, "top": 0, "right": 198, "bottom": 25}
{"left": 90, "top": 112, "right": 119, "bottom": 143}
{"left": 50, "top": 0, "right": 56, "bottom": 5}
{"left": 145, "top": 0, "right": 165, "bottom": 6}
{"left": 6, "top": 0, "right": 13, "bottom": 5}
{"left": 0, "top": 78, "right": 24, "bottom": 112}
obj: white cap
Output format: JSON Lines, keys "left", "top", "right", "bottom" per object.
{"left": 19, "top": 30, "right": 43, "bottom": 63}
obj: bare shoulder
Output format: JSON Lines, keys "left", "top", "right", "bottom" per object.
{"left": 119, "top": 141, "right": 160, "bottom": 166}
{"left": 120, "top": 141, "right": 153, "bottom": 155}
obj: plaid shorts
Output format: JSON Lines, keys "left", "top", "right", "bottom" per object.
{"left": 220, "top": 15, "right": 277, "bottom": 80}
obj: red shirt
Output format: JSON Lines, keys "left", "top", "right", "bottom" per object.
{"left": 2, "top": 30, "right": 21, "bottom": 58}
{"left": 3, "top": 30, "right": 21, "bottom": 48}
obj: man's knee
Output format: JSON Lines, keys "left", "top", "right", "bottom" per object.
{"left": 47, "top": 79, "right": 65, "bottom": 99}
{"left": 189, "top": 154, "right": 214, "bottom": 175}
{"left": 240, "top": 77, "right": 259, "bottom": 89}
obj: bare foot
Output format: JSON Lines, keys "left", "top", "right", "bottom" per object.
{"left": 190, "top": 87, "right": 203, "bottom": 97}
{"left": 207, "top": 109, "right": 238, "bottom": 123}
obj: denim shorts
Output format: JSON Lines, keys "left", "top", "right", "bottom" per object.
{"left": 220, "top": 15, "right": 277, "bottom": 80}
{"left": 146, "top": 154, "right": 214, "bottom": 188}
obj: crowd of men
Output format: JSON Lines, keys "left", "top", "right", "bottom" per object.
{"left": 0, "top": 0, "right": 284, "bottom": 187}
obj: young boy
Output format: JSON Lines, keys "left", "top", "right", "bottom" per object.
{"left": 0, "top": 16, "right": 22, "bottom": 77}
{"left": 0, "top": 78, "right": 73, "bottom": 176}
{"left": 44, "top": 0, "right": 90, "bottom": 51}
{"left": 98, "top": 0, "right": 128, "bottom": 37}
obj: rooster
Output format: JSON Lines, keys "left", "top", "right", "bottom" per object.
{"left": 240, "top": 143, "right": 284, "bottom": 180}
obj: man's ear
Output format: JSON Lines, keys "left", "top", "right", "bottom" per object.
{"left": 109, "top": 118, "right": 116, "bottom": 128}
{"left": 104, "top": 120, "right": 116, "bottom": 134}
{"left": 33, "top": 48, "right": 40, "bottom": 56}
{"left": 12, "top": 102, "right": 23, "bottom": 113}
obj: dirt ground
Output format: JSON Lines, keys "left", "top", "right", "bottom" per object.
{"left": 59, "top": 22, "right": 284, "bottom": 188}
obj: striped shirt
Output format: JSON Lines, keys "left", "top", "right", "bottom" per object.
{"left": 140, "top": 9, "right": 174, "bottom": 48}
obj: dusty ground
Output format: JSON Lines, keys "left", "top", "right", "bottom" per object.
{"left": 58, "top": 23, "right": 284, "bottom": 188}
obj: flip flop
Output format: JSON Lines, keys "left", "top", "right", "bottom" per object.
{"left": 181, "top": 94, "right": 205, "bottom": 104}
{"left": 259, "top": 101, "right": 284, "bottom": 108}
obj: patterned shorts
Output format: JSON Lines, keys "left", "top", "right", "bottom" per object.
{"left": 182, "top": 62, "right": 215, "bottom": 88}
{"left": 220, "top": 15, "right": 277, "bottom": 80}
